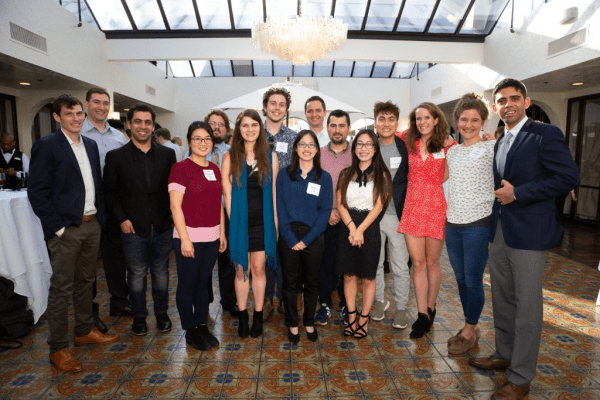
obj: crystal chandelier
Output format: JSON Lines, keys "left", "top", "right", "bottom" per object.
{"left": 252, "top": 16, "right": 348, "bottom": 66}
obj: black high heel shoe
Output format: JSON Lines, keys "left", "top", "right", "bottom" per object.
{"left": 353, "top": 312, "right": 370, "bottom": 339}
{"left": 288, "top": 328, "right": 300, "bottom": 344}
{"left": 410, "top": 312, "right": 430, "bottom": 339}
{"left": 238, "top": 309, "right": 249, "bottom": 338}
{"left": 343, "top": 309, "right": 358, "bottom": 337}
{"left": 306, "top": 326, "right": 318, "bottom": 342}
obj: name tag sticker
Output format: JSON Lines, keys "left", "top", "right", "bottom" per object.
{"left": 307, "top": 182, "right": 321, "bottom": 196}
{"left": 390, "top": 157, "right": 402, "bottom": 169}
{"left": 203, "top": 169, "right": 217, "bottom": 181}
{"left": 432, "top": 150, "right": 445, "bottom": 159}
{"left": 470, "top": 148, "right": 486, "bottom": 159}
{"left": 276, "top": 142, "right": 288, "bottom": 153}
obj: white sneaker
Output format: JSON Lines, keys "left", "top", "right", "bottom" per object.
{"left": 370, "top": 300, "right": 390, "bottom": 321}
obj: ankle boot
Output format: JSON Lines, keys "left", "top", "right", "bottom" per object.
{"left": 250, "top": 310, "right": 263, "bottom": 338}
{"left": 410, "top": 312, "right": 431, "bottom": 339}
{"left": 428, "top": 306, "right": 437, "bottom": 328}
{"left": 238, "top": 309, "right": 249, "bottom": 338}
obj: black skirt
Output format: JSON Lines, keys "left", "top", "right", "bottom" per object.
{"left": 336, "top": 209, "right": 381, "bottom": 280}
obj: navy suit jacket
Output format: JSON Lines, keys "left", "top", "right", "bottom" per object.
{"left": 490, "top": 118, "right": 580, "bottom": 250}
{"left": 382, "top": 136, "right": 409, "bottom": 220}
{"left": 28, "top": 129, "right": 105, "bottom": 241}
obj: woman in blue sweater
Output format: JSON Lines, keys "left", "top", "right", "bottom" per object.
{"left": 276, "top": 130, "right": 333, "bottom": 343}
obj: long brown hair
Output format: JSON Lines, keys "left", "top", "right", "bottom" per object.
{"left": 229, "top": 109, "right": 271, "bottom": 187}
{"left": 406, "top": 102, "right": 448, "bottom": 154}
{"left": 337, "top": 130, "right": 392, "bottom": 210}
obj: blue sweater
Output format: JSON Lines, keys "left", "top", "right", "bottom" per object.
{"left": 276, "top": 167, "right": 333, "bottom": 248}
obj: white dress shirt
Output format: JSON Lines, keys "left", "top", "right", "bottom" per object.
{"left": 2, "top": 149, "right": 30, "bottom": 178}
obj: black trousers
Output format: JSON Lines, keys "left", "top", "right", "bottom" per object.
{"left": 279, "top": 222, "right": 324, "bottom": 328}
{"left": 100, "top": 217, "right": 129, "bottom": 309}
{"left": 216, "top": 213, "right": 236, "bottom": 306}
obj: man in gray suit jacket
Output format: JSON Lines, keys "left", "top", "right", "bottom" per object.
{"left": 469, "top": 79, "right": 580, "bottom": 400}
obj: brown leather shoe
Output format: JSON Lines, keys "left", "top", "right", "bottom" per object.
{"left": 469, "top": 355, "right": 510, "bottom": 370}
{"left": 448, "top": 333, "right": 477, "bottom": 355}
{"left": 49, "top": 348, "right": 82, "bottom": 373}
{"left": 74, "top": 328, "right": 119, "bottom": 346}
{"left": 492, "top": 381, "right": 530, "bottom": 399}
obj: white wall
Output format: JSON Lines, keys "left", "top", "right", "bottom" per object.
{"left": 157, "top": 77, "right": 411, "bottom": 142}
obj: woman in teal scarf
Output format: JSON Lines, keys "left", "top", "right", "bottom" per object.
{"left": 222, "top": 109, "right": 279, "bottom": 338}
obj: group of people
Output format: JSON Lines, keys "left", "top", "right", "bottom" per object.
{"left": 24, "top": 78, "right": 579, "bottom": 400}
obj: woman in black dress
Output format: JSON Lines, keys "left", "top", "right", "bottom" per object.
{"left": 336, "top": 130, "right": 392, "bottom": 339}
{"left": 222, "top": 109, "right": 279, "bottom": 338}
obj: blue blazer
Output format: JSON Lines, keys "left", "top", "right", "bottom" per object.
{"left": 489, "top": 118, "right": 580, "bottom": 250}
{"left": 28, "top": 129, "right": 105, "bottom": 240}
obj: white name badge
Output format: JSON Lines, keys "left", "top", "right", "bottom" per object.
{"left": 432, "top": 150, "right": 445, "bottom": 159}
{"left": 203, "top": 169, "right": 217, "bottom": 181}
{"left": 390, "top": 157, "right": 402, "bottom": 169}
{"left": 275, "top": 142, "right": 288, "bottom": 153}
{"left": 307, "top": 182, "right": 321, "bottom": 196}
{"left": 469, "top": 148, "right": 486, "bottom": 159}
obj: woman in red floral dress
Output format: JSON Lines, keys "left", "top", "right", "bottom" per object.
{"left": 398, "top": 102, "right": 456, "bottom": 339}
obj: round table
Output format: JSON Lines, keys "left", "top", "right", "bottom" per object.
{"left": 0, "top": 190, "right": 52, "bottom": 322}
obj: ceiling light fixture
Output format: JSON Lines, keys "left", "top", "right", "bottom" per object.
{"left": 19, "top": 82, "right": 31, "bottom": 86}
{"left": 252, "top": 15, "right": 348, "bottom": 65}
{"left": 572, "top": 82, "right": 584, "bottom": 86}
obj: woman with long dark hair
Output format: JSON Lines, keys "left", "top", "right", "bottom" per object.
{"left": 445, "top": 93, "right": 495, "bottom": 354}
{"left": 169, "top": 121, "right": 227, "bottom": 350}
{"left": 336, "top": 129, "right": 392, "bottom": 339}
{"left": 276, "top": 130, "right": 333, "bottom": 343}
{"left": 398, "top": 102, "right": 456, "bottom": 339}
{"left": 221, "top": 109, "right": 279, "bottom": 339}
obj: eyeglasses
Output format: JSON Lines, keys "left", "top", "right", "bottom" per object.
{"left": 298, "top": 142, "right": 317, "bottom": 149}
{"left": 191, "top": 137, "right": 213, "bottom": 144}
{"left": 209, "top": 121, "right": 225, "bottom": 128}
{"left": 356, "top": 142, "right": 374, "bottom": 149}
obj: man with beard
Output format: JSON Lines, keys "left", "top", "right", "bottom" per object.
{"left": 314, "top": 109, "right": 352, "bottom": 325}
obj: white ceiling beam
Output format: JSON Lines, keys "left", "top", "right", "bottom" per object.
{"left": 105, "top": 38, "right": 484, "bottom": 64}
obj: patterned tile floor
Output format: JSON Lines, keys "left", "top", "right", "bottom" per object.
{"left": 1, "top": 229, "right": 599, "bottom": 399}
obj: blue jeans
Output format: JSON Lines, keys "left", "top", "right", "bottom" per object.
{"left": 445, "top": 225, "right": 490, "bottom": 325}
{"left": 121, "top": 227, "right": 172, "bottom": 318}
{"left": 173, "top": 239, "right": 219, "bottom": 330}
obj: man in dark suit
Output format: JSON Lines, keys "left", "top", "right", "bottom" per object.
{"left": 469, "top": 79, "right": 580, "bottom": 399}
{"left": 28, "top": 95, "right": 119, "bottom": 373}
{"left": 103, "top": 103, "right": 176, "bottom": 336}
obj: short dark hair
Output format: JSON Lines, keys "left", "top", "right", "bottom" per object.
{"left": 52, "top": 95, "right": 84, "bottom": 115}
{"left": 493, "top": 78, "right": 527, "bottom": 99}
{"left": 186, "top": 121, "right": 214, "bottom": 146}
{"left": 204, "top": 110, "right": 231, "bottom": 131}
{"left": 304, "top": 96, "right": 326, "bottom": 112}
{"left": 374, "top": 101, "right": 399, "bottom": 119}
{"left": 85, "top": 88, "right": 110, "bottom": 102}
{"left": 327, "top": 109, "right": 350, "bottom": 126}
{"left": 287, "top": 130, "right": 323, "bottom": 182}
{"left": 127, "top": 103, "right": 156, "bottom": 123}
{"left": 154, "top": 128, "right": 171, "bottom": 140}
{"left": 262, "top": 87, "right": 292, "bottom": 116}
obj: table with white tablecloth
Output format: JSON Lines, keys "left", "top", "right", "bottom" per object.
{"left": 0, "top": 190, "right": 52, "bottom": 323}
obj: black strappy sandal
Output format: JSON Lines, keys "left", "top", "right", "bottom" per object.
{"left": 343, "top": 309, "right": 358, "bottom": 337}
{"left": 353, "top": 312, "right": 370, "bottom": 339}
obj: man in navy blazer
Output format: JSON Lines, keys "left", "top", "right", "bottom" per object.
{"left": 469, "top": 79, "right": 580, "bottom": 399}
{"left": 28, "top": 95, "right": 118, "bottom": 373}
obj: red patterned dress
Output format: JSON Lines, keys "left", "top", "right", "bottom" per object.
{"left": 398, "top": 135, "right": 456, "bottom": 240}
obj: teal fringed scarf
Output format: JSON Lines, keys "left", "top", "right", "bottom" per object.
{"left": 229, "top": 152, "right": 277, "bottom": 276}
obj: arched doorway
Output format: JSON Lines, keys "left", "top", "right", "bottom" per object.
{"left": 31, "top": 103, "right": 57, "bottom": 144}
{"left": 495, "top": 104, "right": 551, "bottom": 129}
